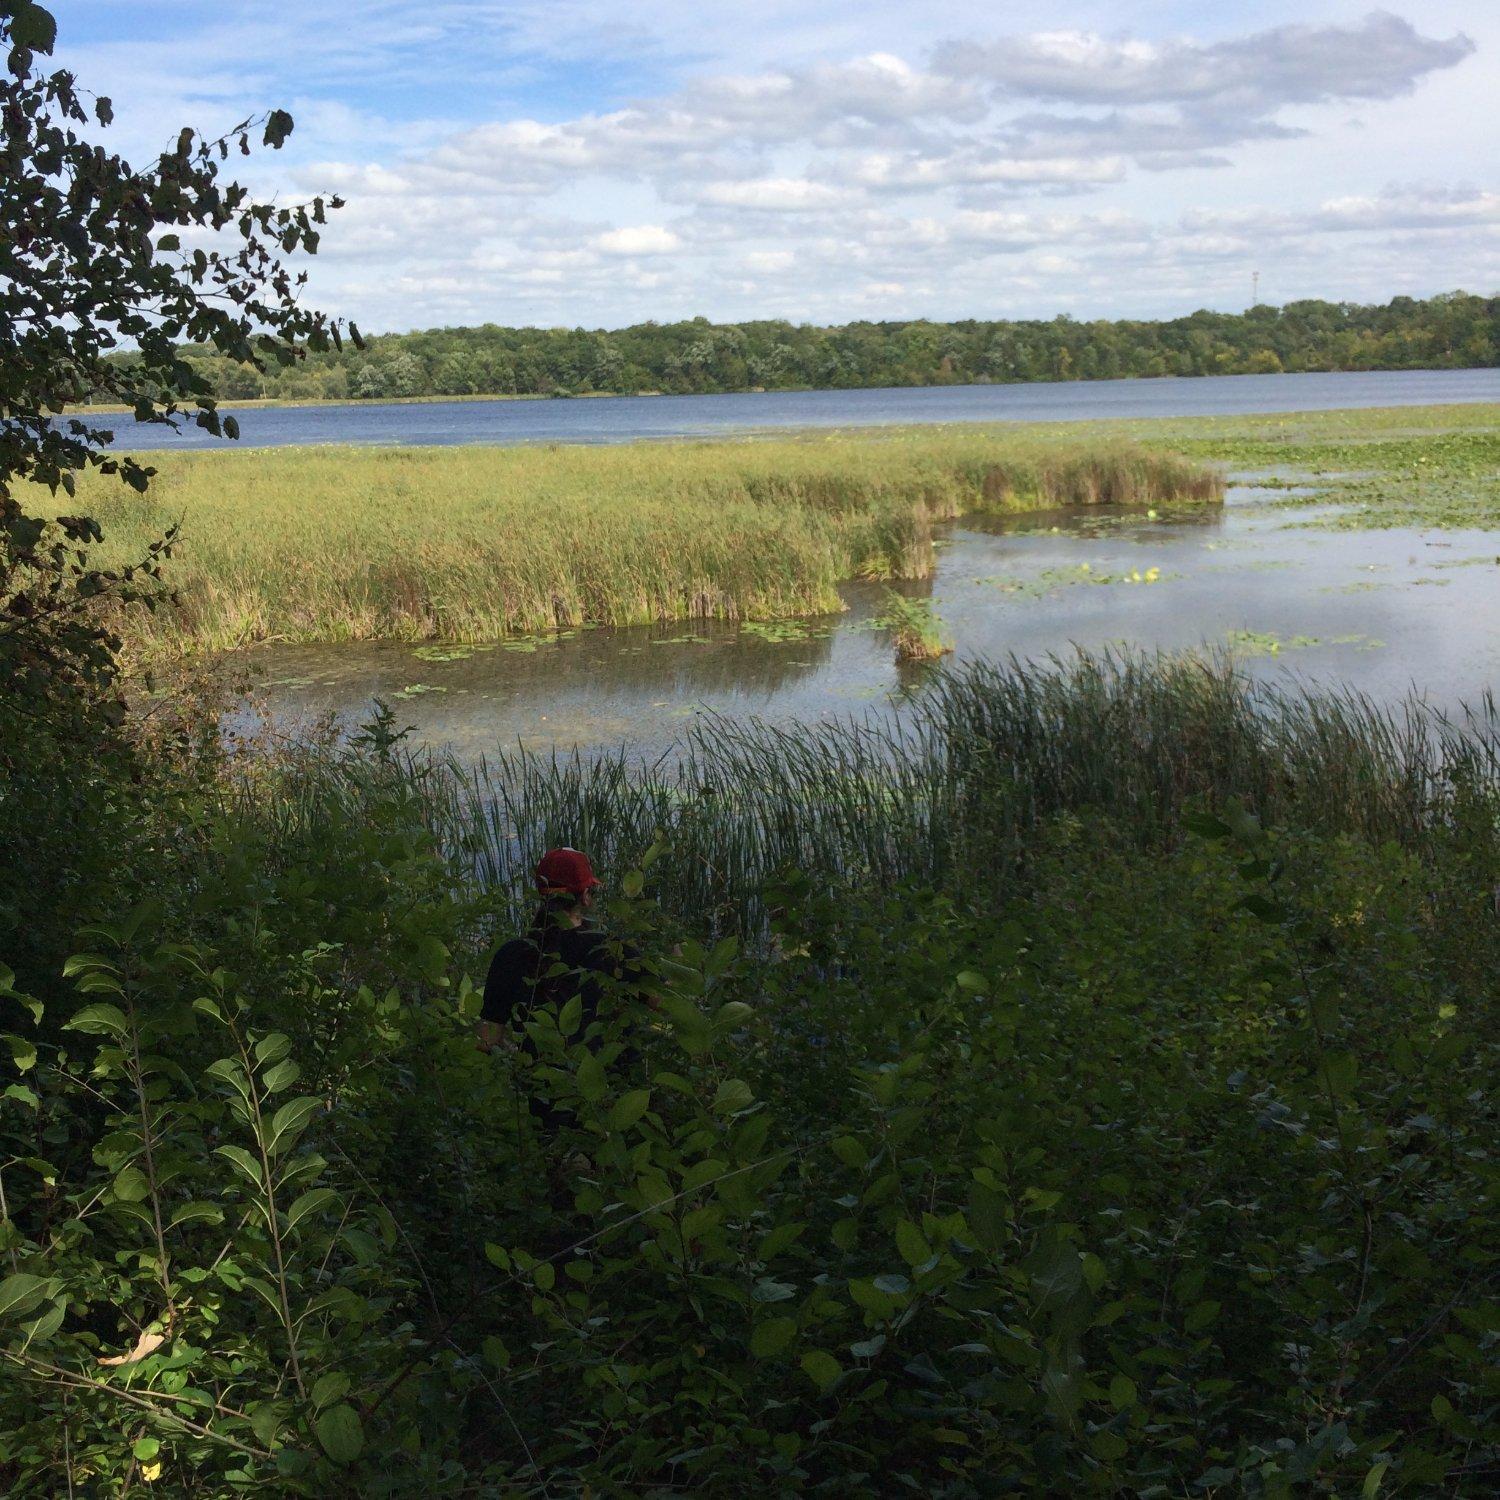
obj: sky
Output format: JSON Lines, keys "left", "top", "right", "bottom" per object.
{"left": 51, "top": 2, "right": 1500, "bottom": 333}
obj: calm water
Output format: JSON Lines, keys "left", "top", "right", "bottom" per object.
{"left": 229, "top": 485, "right": 1500, "bottom": 763}
{"left": 118, "top": 368, "right": 1500, "bottom": 451}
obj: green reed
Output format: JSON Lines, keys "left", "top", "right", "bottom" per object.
{"left": 231, "top": 652, "right": 1500, "bottom": 935}
{"left": 46, "top": 430, "right": 1220, "bottom": 652}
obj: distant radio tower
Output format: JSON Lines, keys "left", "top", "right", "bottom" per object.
{"left": 1251, "top": 270, "right": 1260, "bottom": 307}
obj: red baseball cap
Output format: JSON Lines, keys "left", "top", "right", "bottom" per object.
{"left": 534, "top": 847, "right": 602, "bottom": 896}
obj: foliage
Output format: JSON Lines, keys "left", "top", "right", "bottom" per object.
{"left": 1145, "top": 404, "right": 1500, "bottom": 530}
{"left": 113, "top": 291, "right": 1500, "bottom": 404}
{"left": 0, "top": 0, "right": 350, "bottom": 722}
{"left": 3, "top": 655, "right": 1497, "bottom": 1493}
{"left": 0, "top": 0, "right": 348, "bottom": 1037}
{"left": 31, "top": 434, "right": 1219, "bottom": 652}
{"left": 875, "top": 589, "right": 951, "bottom": 661}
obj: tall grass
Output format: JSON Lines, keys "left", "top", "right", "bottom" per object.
{"left": 231, "top": 652, "right": 1500, "bottom": 933}
{"left": 50, "top": 430, "right": 1221, "bottom": 652}
{"left": 874, "top": 590, "right": 951, "bottom": 661}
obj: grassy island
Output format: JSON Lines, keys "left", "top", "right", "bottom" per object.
{"left": 49, "top": 430, "right": 1219, "bottom": 653}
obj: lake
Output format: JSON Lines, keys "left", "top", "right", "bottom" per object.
{"left": 228, "top": 482, "right": 1500, "bottom": 764}
{"left": 115, "top": 367, "right": 1500, "bottom": 451}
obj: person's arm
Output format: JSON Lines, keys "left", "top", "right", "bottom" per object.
{"left": 477, "top": 939, "right": 531, "bottom": 1051}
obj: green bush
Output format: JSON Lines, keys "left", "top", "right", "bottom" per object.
{"left": 2, "top": 659, "right": 1497, "bottom": 1494}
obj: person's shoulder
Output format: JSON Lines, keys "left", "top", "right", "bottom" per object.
{"left": 489, "top": 935, "right": 538, "bottom": 971}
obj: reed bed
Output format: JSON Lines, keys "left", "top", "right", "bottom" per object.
{"left": 232, "top": 652, "right": 1500, "bottom": 933}
{"left": 52, "top": 430, "right": 1220, "bottom": 652}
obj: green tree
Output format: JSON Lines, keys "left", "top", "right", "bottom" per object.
{"left": 1, "top": 0, "right": 355, "bottom": 724}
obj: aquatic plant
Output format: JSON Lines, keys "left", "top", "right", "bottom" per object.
{"left": 873, "top": 589, "right": 952, "bottom": 661}
{"left": 36, "top": 431, "right": 1222, "bottom": 654}
{"left": 235, "top": 650, "right": 1500, "bottom": 933}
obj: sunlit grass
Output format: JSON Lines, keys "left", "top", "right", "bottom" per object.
{"left": 43, "top": 429, "right": 1220, "bottom": 652}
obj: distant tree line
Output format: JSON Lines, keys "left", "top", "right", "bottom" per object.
{"left": 103, "top": 291, "right": 1498, "bottom": 403}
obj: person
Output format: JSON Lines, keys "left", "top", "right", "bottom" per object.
{"left": 477, "top": 847, "right": 651, "bottom": 1127}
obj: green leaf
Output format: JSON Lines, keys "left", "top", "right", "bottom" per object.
{"left": 750, "top": 1316, "right": 797, "bottom": 1357}
{"left": 955, "top": 970, "right": 986, "bottom": 993}
{"left": 63, "top": 1002, "right": 127, "bottom": 1036}
{"left": 752, "top": 1278, "right": 797, "bottom": 1304}
{"left": 800, "top": 1350, "right": 842, "bottom": 1393}
{"left": 831, "top": 1135, "right": 868, "bottom": 1169}
{"left": 249, "top": 1401, "right": 286, "bottom": 1447}
{"left": 254, "top": 1033, "right": 292, "bottom": 1066}
{"left": 1236, "top": 892, "right": 1285, "bottom": 923}
{"left": 242, "top": 1276, "right": 284, "bottom": 1317}
{"left": 263, "top": 109, "right": 295, "bottom": 150}
{"left": 310, "top": 1371, "right": 350, "bottom": 1409}
{"left": 849, "top": 1334, "right": 886, "bottom": 1359}
{"left": 1, "top": 967, "right": 43, "bottom": 1025}
{"left": 557, "top": 994, "right": 582, "bottom": 1037}
{"left": 0, "top": 1273, "right": 48, "bottom": 1321}
{"left": 73, "top": 972, "right": 125, "bottom": 995}
{"left": 712, "top": 1078, "right": 753, "bottom": 1114}
{"left": 132, "top": 1437, "right": 161, "bottom": 1461}
{"left": 315, "top": 1403, "right": 363, "bottom": 1464}
{"left": 849, "top": 1278, "right": 899, "bottom": 1316}
{"left": 621, "top": 870, "right": 644, "bottom": 898}
{"left": 1362, "top": 1462, "right": 1390, "bottom": 1498}
{"left": 169, "top": 1201, "right": 225, "bottom": 1230}
{"left": 895, "top": 1220, "right": 931, "bottom": 1267}
{"left": 214, "top": 1144, "right": 264, "bottom": 1189}
{"left": 757, "top": 1221, "right": 804, "bottom": 1259}
{"left": 1185, "top": 1299, "right": 1220, "bottom": 1333}
{"left": 1109, "top": 1374, "right": 1137, "bottom": 1410}
{"left": 608, "top": 1089, "right": 651, "bottom": 1131}
{"left": 284, "top": 1187, "right": 340, "bottom": 1235}
{"left": 1182, "top": 811, "right": 1231, "bottom": 840}
{"left": 5, "top": 1035, "right": 37, "bottom": 1073}
{"left": 267, "top": 1096, "right": 322, "bottom": 1155}
{"left": 112, "top": 1165, "right": 150, "bottom": 1203}
{"left": 156, "top": 234, "right": 181, "bottom": 253}
{"left": 10, "top": 5, "right": 59, "bottom": 54}
{"left": 1322, "top": 1052, "right": 1357, "bottom": 1099}
{"left": 261, "top": 1059, "right": 301, "bottom": 1094}
{"left": 576, "top": 1052, "right": 606, "bottom": 1102}
{"left": 412, "top": 934, "right": 448, "bottom": 984}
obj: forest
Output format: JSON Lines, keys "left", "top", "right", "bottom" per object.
{"left": 111, "top": 292, "right": 1500, "bottom": 404}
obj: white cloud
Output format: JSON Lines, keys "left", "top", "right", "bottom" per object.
{"left": 933, "top": 13, "right": 1474, "bottom": 110}
{"left": 594, "top": 224, "right": 683, "bottom": 255}
{"left": 696, "top": 178, "right": 857, "bottom": 211}
{"left": 742, "top": 250, "right": 797, "bottom": 272}
{"left": 58, "top": 3, "right": 1494, "bottom": 331}
{"left": 847, "top": 150, "right": 1126, "bottom": 191}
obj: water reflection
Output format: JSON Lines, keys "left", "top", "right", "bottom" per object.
{"left": 230, "top": 486, "right": 1500, "bottom": 762}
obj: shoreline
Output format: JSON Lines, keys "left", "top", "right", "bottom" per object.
{"left": 67, "top": 366, "right": 1500, "bottom": 418}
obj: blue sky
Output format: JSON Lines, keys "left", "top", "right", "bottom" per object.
{"left": 52, "top": 2, "right": 1500, "bottom": 332}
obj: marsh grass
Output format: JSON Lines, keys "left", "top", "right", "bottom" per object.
{"left": 874, "top": 589, "right": 952, "bottom": 660}
{"left": 47, "top": 431, "right": 1220, "bottom": 652}
{"left": 235, "top": 652, "right": 1500, "bottom": 933}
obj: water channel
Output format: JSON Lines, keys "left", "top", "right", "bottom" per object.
{"left": 228, "top": 483, "right": 1500, "bottom": 763}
